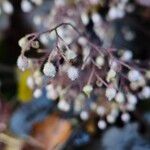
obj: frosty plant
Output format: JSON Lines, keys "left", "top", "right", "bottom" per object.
{"left": 17, "top": 0, "right": 150, "bottom": 130}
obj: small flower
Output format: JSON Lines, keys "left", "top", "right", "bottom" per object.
{"left": 21, "top": 0, "right": 33, "bottom": 13}
{"left": 105, "top": 87, "right": 116, "bottom": 101}
{"left": 127, "top": 93, "right": 137, "bottom": 105}
{"left": 31, "top": 40, "right": 40, "bottom": 49}
{"left": 17, "top": 55, "right": 29, "bottom": 71}
{"left": 57, "top": 100, "right": 70, "bottom": 112}
{"left": 96, "top": 106, "right": 106, "bottom": 116}
{"left": 67, "top": 66, "right": 79, "bottom": 81}
{"left": 18, "top": 36, "right": 29, "bottom": 50}
{"left": 43, "top": 62, "right": 56, "bottom": 77}
{"left": 65, "top": 49, "right": 77, "bottom": 60}
{"left": 98, "top": 120, "right": 107, "bottom": 130}
{"left": 2, "top": 0, "right": 14, "bottom": 15}
{"left": 106, "top": 114, "right": 116, "bottom": 124}
{"left": 80, "top": 111, "right": 89, "bottom": 121}
{"left": 115, "top": 92, "right": 125, "bottom": 103}
{"left": 106, "top": 69, "right": 116, "bottom": 82}
{"left": 140, "top": 86, "right": 150, "bottom": 99}
{"left": 121, "top": 113, "right": 130, "bottom": 123}
{"left": 33, "top": 88, "right": 42, "bottom": 98}
{"left": 26, "top": 76, "right": 34, "bottom": 89}
{"left": 96, "top": 56, "right": 105, "bottom": 68}
{"left": 121, "top": 50, "right": 133, "bottom": 62}
{"left": 83, "top": 84, "right": 93, "bottom": 96}
{"left": 128, "top": 70, "right": 141, "bottom": 82}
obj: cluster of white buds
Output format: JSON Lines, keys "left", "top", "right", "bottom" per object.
{"left": 43, "top": 62, "right": 56, "bottom": 78}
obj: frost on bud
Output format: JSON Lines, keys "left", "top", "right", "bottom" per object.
{"left": 57, "top": 100, "right": 70, "bottom": 112}
{"left": 17, "top": 55, "right": 29, "bottom": 71}
{"left": 33, "top": 88, "right": 42, "bottom": 98}
{"left": 96, "top": 56, "right": 105, "bottom": 68}
{"left": 65, "top": 49, "right": 77, "bottom": 60}
{"left": 18, "top": 36, "right": 29, "bottom": 51}
{"left": 115, "top": 92, "right": 125, "bottom": 103}
{"left": 106, "top": 69, "right": 116, "bottom": 82}
{"left": 80, "top": 111, "right": 89, "bottom": 121}
{"left": 105, "top": 87, "right": 116, "bottom": 101}
{"left": 83, "top": 85, "right": 93, "bottom": 96}
{"left": 67, "top": 66, "right": 79, "bottom": 81}
{"left": 98, "top": 120, "right": 107, "bottom": 130}
{"left": 43, "top": 62, "right": 56, "bottom": 77}
{"left": 128, "top": 70, "right": 141, "bottom": 82}
{"left": 121, "top": 113, "right": 130, "bottom": 123}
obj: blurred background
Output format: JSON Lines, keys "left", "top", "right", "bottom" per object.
{"left": 0, "top": 0, "right": 150, "bottom": 150}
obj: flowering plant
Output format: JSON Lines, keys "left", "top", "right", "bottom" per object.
{"left": 17, "top": 0, "right": 150, "bottom": 130}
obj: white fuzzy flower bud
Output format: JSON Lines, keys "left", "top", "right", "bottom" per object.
{"left": 33, "top": 88, "right": 42, "bottom": 98}
{"left": 106, "top": 69, "right": 116, "bottom": 82}
{"left": 17, "top": 55, "right": 29, "bottom": 71}
{"left": 21, "top": 0, "right": 33, "bottom": 13}
{"left": 58, "top": 100, "right": 70, "bottom": 112}
{"left": 128, "top": 70, "right": 141, "bottom": 82}
{"left": 115, "top": 92, "right": 125, "bottom": 103}
{"left": 2, "top": 0, "right": 14, "bottom": 15}
{"left": 121, "top": 50, "right": 133, "bottom": 62}
{"left": 80, "top": 111, "right": 89, "bottom": 121}
{"left": 65, "top": 49, "right": 77, "bottom": 60}
{"left": 140, "top": 86, "right": 150, "bottom": 99}
{"left": 105, "top": 87, "right": 116, "bottom": 101}
{"left": 96, "top": 106, "right": 106, "bottom": 116}
{"left": 127, "top": 93, "right": 137, "bottom": 105}
{"left": 81, "top": 12, "right": 89, "bottom": 25}
{"left": 121, "top": 113, "right": 130, "bottom": 123}
{"left": 43, "top": 62, "right": 56, "bottom": 77}
{"left": 98, "top": 120, "right": 107, "bottom": 130}
{"left": 46, "top": 89, "right": 58, "bottom": 100}
{"left": 96, "top": 56, "right": 105, "bottom": 68}
{"left": 18, "top": 36, "right": 29, "bottom": 50}
{"left": 83, "top": 85, "right": 93, "bottom": 96}
{"left": 106, "top": 114, "right": 116, "bottom": 124}
{"left": 67, "top": 66, "right": 79, "bottom": 81}
{"left": 26, "top": 76, "right": 34, "bottom": 89}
